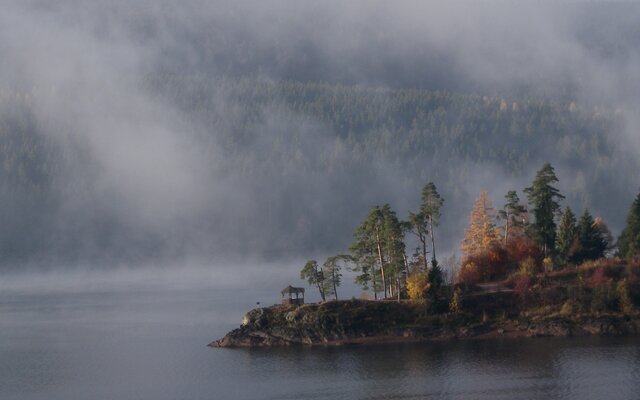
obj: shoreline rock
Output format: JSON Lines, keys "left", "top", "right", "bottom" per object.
{"left": 209, "top": 300, "right": 640, "bottom": 348}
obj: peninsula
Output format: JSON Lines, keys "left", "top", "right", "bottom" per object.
{"left": 211, "top": 261, "right": 640, "bottom": 348}
{"left": 213, "top": 164, "right": 640, "bottom": 348}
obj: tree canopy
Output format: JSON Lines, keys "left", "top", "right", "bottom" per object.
{"left": 461, "top": 191, "right": 500, "bottom": 257}
{"left": 618, "top": 192, "right": 640, "bottom": 259}
{"left": 556, "top": 206, "right": 577, "bottom": 263}
{"left": 524, "top": 163, "right": 565, "bottom": 256}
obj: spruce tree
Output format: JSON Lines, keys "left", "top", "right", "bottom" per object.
{"left": 524, "top": 163, "right": 565, "bottom": 257}
{"left": 572, "top": 210, "right": 607, "bottom": 264}
{"left": 618, "top": 192, "right": 640, "bottom": 259}
{"left": 556, "top": 207, "right": 577, "bottom": 264}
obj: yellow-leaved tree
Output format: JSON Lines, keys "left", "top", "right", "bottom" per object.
{"left": 406, "top": 270, "right": 431, "bottom": 300}
{"left": 461, "top": 191, "right": 501, "bottom": 256}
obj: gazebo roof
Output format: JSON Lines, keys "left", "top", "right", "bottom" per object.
{"left": 281, "top": 285, "right": 305, "bottom": 296}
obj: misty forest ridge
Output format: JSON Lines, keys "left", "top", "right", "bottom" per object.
{"left": 0, "top": 78, "right": 634, "bottom": 266}
{"left": 0, "top": 1, "right": 639, "bottom": 268}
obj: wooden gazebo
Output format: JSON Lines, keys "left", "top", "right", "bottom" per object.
{"left": 281, "top": 285, "right": 305, "bottom": 305}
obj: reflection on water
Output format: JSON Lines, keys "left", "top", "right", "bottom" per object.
{"left": 1, "top": 284, "right": 639, "bottom": 400}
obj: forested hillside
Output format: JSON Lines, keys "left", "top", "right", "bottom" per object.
{"left": 0, "top": 78, "right": 635, "bottom": 265}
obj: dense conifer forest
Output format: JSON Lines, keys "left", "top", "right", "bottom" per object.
{"left": 0, "top": 78, "right": 637, "bottom": 265}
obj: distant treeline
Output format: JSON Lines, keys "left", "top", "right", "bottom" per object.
{"left": 152, "top": 76, "right": 624, "bottom": 177}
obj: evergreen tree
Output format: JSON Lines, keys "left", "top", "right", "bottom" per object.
{"left": 300, "top": 260, "right": 326, "bottom": 301}
{"left": 498, "top": 190, "right": 527, "bottom": 244}
{"left": 420, "top": 182, "right": 444, "bottom": 267}
{"left": 593, "top": 217, "right": 614, "bottom": 256}
{"left": 428, "top": 258, "right": 444, "bottom": 289}
{"left": 322, "top": 255, "right": 348, "bottom": 300}
{"left": 349, "top": 217, "right": 380, "bottom": 299}
{"left": 524, "top": 163, "right": 565, "bottom": 256}
{"left": 382, "top": 204, "right": 407, "bottom": 301}
{"left": 556, "top": 206, "right": 577, "bottom": 264}
{"left": 618, "top": 192, "right": 640, "bottom": 259}
{"left": 572, "top": 210, "right": 607, "bottom": 264}
{"left": 367, "top": 206, "right": 389, "bottom": 298}
{"left": 408, "top": 211, "right": 429, "bottom": 272}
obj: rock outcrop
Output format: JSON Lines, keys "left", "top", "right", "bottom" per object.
{"left": 209, "top": 300, "right": 640, "bottom": 348}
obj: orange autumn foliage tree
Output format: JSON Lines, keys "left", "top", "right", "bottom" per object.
{"left": 462, "top": 243, "right": 510, "bottom": 281}
{"left": 456, "top": 262, "right": 481, "bottom": 286}
{"left": 461, "top": 191, "right": 501, "bottom": 257}
{"left": 460, "top": 236, "right": 544, "bottom": 283}
{"left": 505, "top": 237, "right": 544, "bottom": 268}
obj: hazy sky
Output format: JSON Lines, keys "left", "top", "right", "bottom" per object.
{"left": 1, "top": 0, "right": 639, "bottom": 267}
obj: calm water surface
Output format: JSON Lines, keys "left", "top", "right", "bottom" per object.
{"left": 1, "top": 279, "right": 639, "bottom": 400}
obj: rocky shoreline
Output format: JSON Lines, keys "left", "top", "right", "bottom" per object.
{"left": 209, "top": 300, "right": 640, "bottom": 348}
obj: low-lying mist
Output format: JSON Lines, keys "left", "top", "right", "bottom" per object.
{"left": 0, "top": 1, "right": 639, "bottom": 269}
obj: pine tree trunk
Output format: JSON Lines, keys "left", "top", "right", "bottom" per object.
{"left": 332, "top": 269, "right": 338, "bottom": 300}
{"left": 375, "top": 228, "right": 387, "bottom": 299}
{"left": 316, "top": 267, "right": 325, "bottom": 301}
{"left": 421, "top": 234, "right": 428, "bottom": 273}
{"left": 370, "top": 262, "right": 378, "bottom": 300}
{"left": 428, "top": 215, "right": 437, "bottom": 263}
{"left": 316, "top": 282, "right": 325, "bottom": 302}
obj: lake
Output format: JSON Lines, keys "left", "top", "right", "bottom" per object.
{"left": 1, "top": 269, "right": 639, "bottom": 400}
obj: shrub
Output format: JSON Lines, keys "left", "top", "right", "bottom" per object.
{"left": 456, "top": 262, "right": 481, "bottom": 286}
{"left": 543, "top": 257, "right": 554, "bottom": 272}
{"left": 506, "top": 237, "right": 544, "bottom": 270}
{"left": 514, "top": 274, "right": 531, "bottom": 304}
{"left": 625, "top": 258, "right": 640, "bottom": 282}
{"left": 560, "top": 300, "right": 580, "bottom": 315}
{"left": 519, "top": 257, "right": 537, "bottom": 278}
{"left": 590, "top": 285, "right": 611, "bottom": 313}
{"left": 616, "top": 279, "right": 635, "bottom": 314}
{"left": 461, "top": 238, "right": 544, "bottom": 283}
{"left": 589, "top": 266, "right": 610, "bottom": 288}
{"left": 461, "top": 244, "right": 510, "bottom": 281}
{"left": 407, "top": 271, "right": 431, "bottom": 300}
{"left": 449, "top": 288, "right": 462, "bottom": 314}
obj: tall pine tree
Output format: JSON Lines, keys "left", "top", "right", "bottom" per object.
{"left": 367, "top": 206, "right": 388, "bottom": 298}
{"left": 498, "top": 190, "right": 528, "bottom": 244}
{"left": 349, "top": 215, "right": 380, "bottom": 299}
{"left": 524, "top": 163, "right": 565, "bottom": 257}
{"left": 408, "top": 211, "right": 429, "bottom": 272}
{"left": 322, "top": 255, "right": 348, "bottom": 300}
{"left": 420, "top": 182, "right": 444, "bottom": 267}
{"left": 300, "top": 260, "right": 326, "bottom": 301}
{"left": 382, "top": 204, "right": 407, "bottom": 301}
